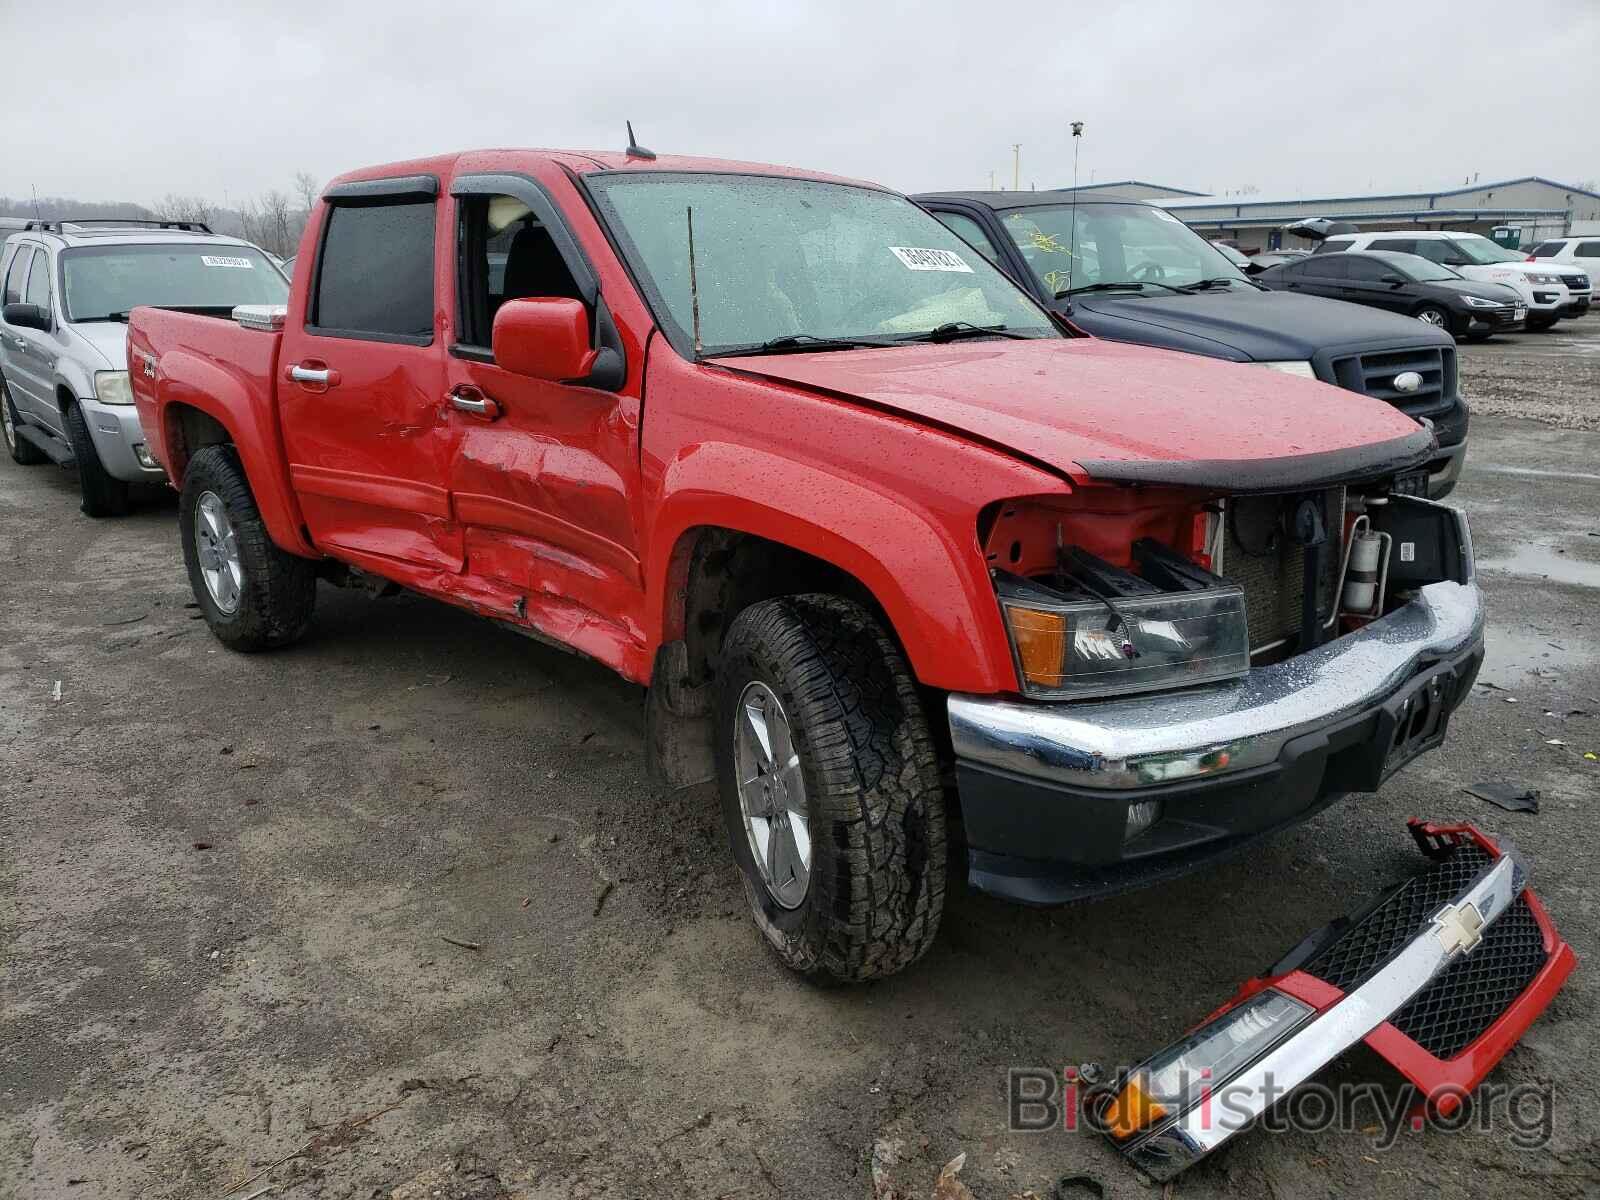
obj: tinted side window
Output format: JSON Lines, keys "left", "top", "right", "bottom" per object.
{"left": 313, "top": 202, "right": 435, "bottom": 341}
{"left": 24, "top": 249, "right": 51, "bottom": 309}
{"left": 1346, "top": 257, "right": 1390, "bottom": 281}
{"left": 1313, "top": 239, "right": 1351, "bottom": 255}
{"left": 1303, "top": 256, "right": 1349, "bottom": 279}
{"left": 2, "top": 244, "right": 31, "bottom": 305}
{"left": 1529, "top": 241, "right": 1564, "bottom": 257}
{"left": 1577, "top": 242, "right": 1600, "bottom": 258}
{"left": 930, "top": 211, "right": 1005, "bottom": 266}
{"left": 1373, "top": 238, "right": 1416, "bottom": 255}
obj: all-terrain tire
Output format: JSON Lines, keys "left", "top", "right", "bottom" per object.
{"left": 715, "top": 595, "right": 946, "bottom": 983}
{"left": 62, "top": 400, "right": 130, "bottom": 516}
{"left": 180, "top": 444, "right": 316, "bottom": 652}
{"left": 2, "top": 380, "right": 46, "bottom": 465}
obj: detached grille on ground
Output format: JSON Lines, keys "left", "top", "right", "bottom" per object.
{"left": 1304, "top": 845, "right": 1550, "bottom": 1059}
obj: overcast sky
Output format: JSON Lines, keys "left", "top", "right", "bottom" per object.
{"left": 5, "top": 0, "right": 1597, "bottom": 208}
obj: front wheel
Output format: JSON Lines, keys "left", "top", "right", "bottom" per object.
{"left": 180, "top": 445, "right": 316, "bottom": 651}
{"left": 1413, "top": 304, "right": 1451, "bottom": 331}
{"left": 715, "top": 595, "right": 947, "bottom": 983}
{"left": 63, "top": 400, "right": 130, "bottom": 516}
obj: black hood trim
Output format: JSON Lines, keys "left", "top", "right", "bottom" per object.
{"left": 1074, "top": 426, "right": 1436, "bottom": 493}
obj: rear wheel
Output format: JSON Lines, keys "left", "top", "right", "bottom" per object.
{"left": 2, "top": 381, "right": 45, "bottom": 465}
{"left": 180, "top": 445, "right": 316, "bottom": 651}
{"left": 715, "top": 595, "right": 946, "bottom": 983}
{"left": 62, "top": 399, "right": 130, "bottom": 516}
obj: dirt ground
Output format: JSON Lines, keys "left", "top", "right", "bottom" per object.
{"left": 3, "top": 326, "right": 1599, "bottom": 1199}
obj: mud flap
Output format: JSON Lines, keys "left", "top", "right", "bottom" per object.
{"left": 645, "top": 640, "right": 716, "bottom": 789}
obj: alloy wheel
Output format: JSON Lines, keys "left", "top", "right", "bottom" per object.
{"left": 733, "top": 680, "right": 812, "bottom": 909}
{"left": 195, "top": 490, "right": 244, "bottom": 614}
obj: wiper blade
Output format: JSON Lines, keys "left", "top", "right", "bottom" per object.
{"left": 1055, "top": 281, "right": 1183, "bottom": 298}
{"left": 717, "top": 333, "right": 891, "bottom": 356}
{"left": 1173, "top": 277, "right": 1265, "bottom": 293}
{"left": 77, "top": 311, "right": 130, "bottom": 323}
{"left": 896, "top": 321, "right": 1035, "bottom": 344}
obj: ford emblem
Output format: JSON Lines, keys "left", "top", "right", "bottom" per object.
{"left": 1393, "top": 371, "right": 1423, "bottom": 393}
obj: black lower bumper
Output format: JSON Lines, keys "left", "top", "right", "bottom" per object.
{"left": 958, "top": 640, "right": 1483, "bottom": 906}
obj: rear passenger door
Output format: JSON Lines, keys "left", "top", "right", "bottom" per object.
{"left": 1293, "top": 254, "right": 1351, "bottom": 300}
{"left": 276, "top": 177, "right": 461, "bottom": 572}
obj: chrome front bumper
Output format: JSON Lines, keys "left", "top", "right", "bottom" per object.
{"left": 950, "top": 578, "right": 1482, "bottom": 794}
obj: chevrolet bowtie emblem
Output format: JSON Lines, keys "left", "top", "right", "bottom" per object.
{"left": 1431, "top": 900, "right": 1486, "bottom": 957}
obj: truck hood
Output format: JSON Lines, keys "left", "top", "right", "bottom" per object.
{"left": 712, "top": 337, "right": 1433, "bottom": 491}
{"left": 1067, "top": 287, "right": 1453, "bottom": 362}
{"left": 66, "top": 320, "right": 129, "bottom": 370}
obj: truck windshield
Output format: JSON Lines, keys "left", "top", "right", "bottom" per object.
{"left": 998, "top": 202, "right": 1249, "bottom": 295}
{"left": 584, "top": 173, "right": 1057, "bottom": 355}
{"left": 61, "top": 244, "right": 289, "bottom": 322}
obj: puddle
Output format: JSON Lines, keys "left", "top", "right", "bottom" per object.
{"left": 1478, "top": 625, "right": 1593, "bottom": 689}
{"left": 1478, "top": 544, "right": 1600, "bottom": 591}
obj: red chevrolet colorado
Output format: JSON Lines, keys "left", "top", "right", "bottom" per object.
{"left": 128, "top": 148, "right": 1484, "bottom": 982}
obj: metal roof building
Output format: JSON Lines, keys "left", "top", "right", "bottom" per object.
{"left": 1148, "top": 177, "right": 1600, "bottom": 251}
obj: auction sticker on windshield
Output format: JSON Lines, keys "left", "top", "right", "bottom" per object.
{"left": 201, "top": 255, "right": 255, "bottom": 269}
{"left": 889, "top": 246, "right": 973, "bottom": 273}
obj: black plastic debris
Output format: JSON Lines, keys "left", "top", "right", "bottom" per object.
{"left": 1462, "top": 782, "right": 1540, "bottom": 814}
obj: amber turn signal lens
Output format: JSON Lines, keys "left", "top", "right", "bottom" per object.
{"left": 1103, "top": 1077, "right": 1168, "bottom": 1140}
{"left": 1007, "top": 605, "right": 1067, "bottom": 687}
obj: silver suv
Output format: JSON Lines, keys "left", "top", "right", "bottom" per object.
{"left": 0, "top": 220, "right": 288, "bottom": 515}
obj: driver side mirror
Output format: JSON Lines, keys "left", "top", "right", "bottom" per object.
{"left": 1381, "top": 274, "right": 1407, "bottom": 286}
{"left": 2, "top": 302, "right": 50, "bottom": 332}
{"left": 493, "top": 298, "right": 598, "bottom": 383}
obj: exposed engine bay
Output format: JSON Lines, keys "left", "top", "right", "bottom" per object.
{"left": 982, "top": 480, "right": 1471, "bottom": 700}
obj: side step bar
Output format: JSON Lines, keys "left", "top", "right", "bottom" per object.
{"left": 16, "top": 423, "right": 76, "bottom": 467}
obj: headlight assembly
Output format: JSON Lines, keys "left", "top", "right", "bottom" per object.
{"left": 1525, "top": 272, "right": 1561, "bottom": 285}
{"left": 1462, "top": 294, "right": 1504, "bottom": 308}
{"left": 1255, "top": 360, "right": 1316, "bottom": 378}
{"left": 94, "top": 370, "right": 134, "bottom": 405}
{"left": 996, "top": 573, "right": 1250, "bottom": 700}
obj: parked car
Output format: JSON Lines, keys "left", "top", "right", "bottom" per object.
{"left": 1314, "top": 230, "right": 1591, "bottom": 328}
{"left": 128, "top": 149, "right": 1482, "bottom": 983}
{"left": 913, "top": 190, "right": 1469, "bottom": 497}
{"left": 1210, "top": 241, "right": 1252, "bottom": 270}
{"left": 1255, "top": 249, "right": 1526, "bottom": 340}
{"left": 1, "top": 219, "right": 288, "bottom": 515}
{"left": 1245, "top": 249, "right": 1309, "bottom": 274}
{"left": 1526, "top": 236, "right": 1600, "bottom": 309}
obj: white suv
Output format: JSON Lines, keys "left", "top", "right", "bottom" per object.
{"left": 1, "top": 220, "right": 288, "bottom": 515}
{"left": 1527, "top": 237, "right": 1600, "bottom": 312}
{"left": 1316, "top": 230, "right": 1591, "bottom": 329}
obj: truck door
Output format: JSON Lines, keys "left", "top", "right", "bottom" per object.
{"left": 438, "top": 177, "right": 646, "bottom": 666}
{"left": 276, "top": 178, "right": 462, "bottom": 572}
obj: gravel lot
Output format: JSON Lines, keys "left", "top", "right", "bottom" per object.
{"left": 3, "top": 336, "right": 1598, "bottom": 1199}
{"left": 1459, "top": 313, "right": 1600, "bottom": 430}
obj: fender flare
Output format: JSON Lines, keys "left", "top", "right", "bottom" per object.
{"left": 155, "top": 350, "right": 318, "bottom": 558}
{"left": 645, "top": 443, "right": 1018, "bottom": 694}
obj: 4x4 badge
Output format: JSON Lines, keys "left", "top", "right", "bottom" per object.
{"left": 142, "top": 354, "right": 156, "bottom": 379}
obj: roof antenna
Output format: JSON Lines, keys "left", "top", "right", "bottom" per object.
{"left": 686, "top": 206, "right": 703, "bottom": 357}
{"left": 1067, "top": 121, "right": 1085, "bottom": 299}
{"left": 625, "top": 121, "right": 656, "bottom": 161}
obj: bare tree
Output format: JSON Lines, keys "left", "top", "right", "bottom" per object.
{"left": 151, "top": 193, "right": 217, "bottom": 227}
{"left": 239, "top": 189, "right": 297, "bottom": 256}
{"left": 293, "top": 171, "right": 319, "bottom": 214}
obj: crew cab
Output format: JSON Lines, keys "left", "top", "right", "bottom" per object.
{"left": 128, "top": 149, "right": 1484, "bottom": 983}
{"left": 913, "top": 192, "right": 1470, "bottom": 498}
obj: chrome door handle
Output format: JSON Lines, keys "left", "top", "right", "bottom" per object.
{"left": 449, "top": 386, "right": 500, "bottom": 419}
{"left": 288, "top": 365, "right": 331, "bottom": 385}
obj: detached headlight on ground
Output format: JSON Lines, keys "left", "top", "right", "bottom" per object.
{"left": 94, "top": 370, "right": 134, "bottom": 405}
{"left": 1256, "top": 360, "right": 1315, "bottom": 378}
{"left": 996, "top": 576, "right": 1250, "bottom": 700}
{"left": 1099, "top": 990, "right": 1313, "bottom": 1140}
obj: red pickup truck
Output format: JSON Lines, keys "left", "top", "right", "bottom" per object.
{"left": 128, "top": 148, "right": 1484, "bottom": 982}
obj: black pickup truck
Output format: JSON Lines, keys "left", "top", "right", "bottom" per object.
{"left": 913, "top": 191, "right": 1468, "bottom": 498}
